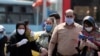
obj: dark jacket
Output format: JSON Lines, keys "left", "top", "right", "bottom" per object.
{"left": 7, "top": 22, "right": 40, "bottom": 56}
{"left": 0, "top": 36, "right": 7, "bottom": 56}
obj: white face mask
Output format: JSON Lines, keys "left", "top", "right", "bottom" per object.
{"left": 17, "top": 29, "right": 25, "bottom": 35}
{"left": 65, "top": 18, "right": 74, "bottom": 25}
{"left": 85, "top": 27, "right": 93, "bottom": 32}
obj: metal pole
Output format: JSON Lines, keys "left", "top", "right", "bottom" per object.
{"left": 43, "top": 0, "right": 47, "bottom": 21}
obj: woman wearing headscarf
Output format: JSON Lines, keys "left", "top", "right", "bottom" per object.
{"left": 7, "top": 22, "right": 46, "bottom": 56}
{"left": 36, "top": 17, "right": 56, "bottom": 56}
{"left": 79, "top": 16, "right": 100, "bottom": 56}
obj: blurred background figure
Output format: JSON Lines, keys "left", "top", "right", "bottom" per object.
{"left": 24, "top": 20, "right": 30, "bottom": 31}
{"left": 0, "top": 25, "right": 8, "bottom": 56}
{"left": 49, "top": 13, "right": 61, "bottom": 25}
{"left": 24, "top": 20, "right": 34, "bottom": 42}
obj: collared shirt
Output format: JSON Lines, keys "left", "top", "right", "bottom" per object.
{"left": 50, "top": 22, "right": 82, "bottom": 55}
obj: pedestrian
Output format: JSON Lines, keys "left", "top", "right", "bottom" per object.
{"left": 36, "top": 17, "right": 56, "bottom": 56}
{"left": 24, "top": 20, "right": 34, "bottom": 42}
{"left": 0, "top": 25, "right": 8, "bottom": 56}
{"left": 79, "top": 16, "right": 100, "bottom": 56}
{"left": 49, "top": 13, "right": 60, "bottom": 25}
{"left": 7, "top": 22, "right": 47, "bottom": 56}
{"left": 48, "top": 9, "right": 82, "bottom": 56}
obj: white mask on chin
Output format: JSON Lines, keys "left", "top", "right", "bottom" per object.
{"left": 17, "top": 29, "right": 25, "bottom": 35}
{"left": 85, "top": 27, "right": 93, "bottom": 32}
{"left": 65, "top": 18, "right": 74, "bottom": 25}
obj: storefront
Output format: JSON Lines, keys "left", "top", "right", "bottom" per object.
{"left": 71, "top": 0, "right": 100, "bottom": 24}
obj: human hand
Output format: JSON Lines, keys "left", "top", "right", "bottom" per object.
{"left": 17, "top": 39, "right": 28, "bottom": 47}
{"left": 79, "top": 34, "right": 87, "bottom": 41}
{"left": 40, "top": 47, "right": 48, "bottom": 56}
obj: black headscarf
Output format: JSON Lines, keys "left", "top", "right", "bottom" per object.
{"left": 15, "top": 22, "right": 27, "bottom": 41}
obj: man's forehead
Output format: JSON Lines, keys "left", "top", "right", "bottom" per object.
{"left": 66, "top": 9, "right": 73, "bottom": 12}
{"left": 66, "top": 12, "right": 73, "bottom": 15}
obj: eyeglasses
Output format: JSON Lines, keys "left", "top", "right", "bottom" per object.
{"left": 66, "top": 15, "right": 73, "bottom": 18}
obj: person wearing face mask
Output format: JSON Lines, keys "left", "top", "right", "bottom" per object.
{"left": 78, "top": 16, "right": 100, "bottom": 56}
{"left": 49, "top": 13, "right": 61, "bottom": 25}
{"left": 36, "top": 17, "right": 56, "bottom": 56}
{"left": 48, "top": 9, "right": 83, "bottom": 56}
{"left": 0, "top": 25, "right": 8, "bottom": 56}
{"left": 7, "top": 22, "right": 47, "bottom": 56}
{"left": 24, "top": 20, "right": 34, "bottom": 42}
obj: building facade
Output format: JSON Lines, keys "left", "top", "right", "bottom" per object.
{"left": 0, "top": 0, "right": 43, "bottom": 33}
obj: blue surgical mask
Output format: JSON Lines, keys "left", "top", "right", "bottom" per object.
{"left": 65, "top": 18, "right": 74, "bottom": 25}
{"left": 45, "top": 25, "right": 52, "bottom": 32}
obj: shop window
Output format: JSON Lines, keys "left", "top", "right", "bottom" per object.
{"left": 26, "top": 7, "right": 33, "bottom": 13}
{"left": 21, "top": 7, "right": 26, "bottom": 13}
{"left": 7, "top": 6, "right": 13, "bottom": 12}
{"left": 20, "top": 14, "right": 35, "bottom": 24}
{"left": 0, "top": 14, "right": 6, "bottom": 24}
{"left": 7, "top": 14, "right": 20, "bottom": 24}
{"left": 0, "top": 6, "right": 5, "bottom": 12}
{"left": 13, "top": 6, "right": 20, "bottom": 13}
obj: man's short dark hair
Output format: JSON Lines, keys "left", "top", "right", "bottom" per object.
{"left": 49, "top": 13, "right": 60, "bottom": 19}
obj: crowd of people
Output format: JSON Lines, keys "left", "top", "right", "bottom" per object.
{"left": 0, "top": 9, "right": 100, "bottom": 56}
